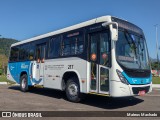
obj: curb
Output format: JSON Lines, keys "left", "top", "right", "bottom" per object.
{"left": 0, "top": 82, "right": 8, "bottom": 85}
{"left": 0, "top": 82, "right": 18, "bottom": 85}
{"left": 152, "top": 84, "right": 160, "bottom": 88}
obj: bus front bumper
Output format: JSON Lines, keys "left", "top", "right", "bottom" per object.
{"left": 110, "top": 80, "right": 152, "bottom": 97}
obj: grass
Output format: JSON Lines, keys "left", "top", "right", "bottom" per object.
{"left": 152, "top": 76, "right": 160, "bottom": 84}
{"left": 0, "top": 75, "right": 8, "bottom": 82}
{"left": 0, "top": 75, "right": 16, "bottom": 84}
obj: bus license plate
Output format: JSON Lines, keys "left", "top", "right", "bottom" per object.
{"left": 138, "top": 90, "right": 145, "bottom": 96}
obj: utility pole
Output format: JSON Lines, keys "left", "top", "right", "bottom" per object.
{"left": 154, "top": 24, "right": 159, "bottom": 73}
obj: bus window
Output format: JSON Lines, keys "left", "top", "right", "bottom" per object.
{"left": 62, "top": 39, "right": 71, "bottom": 56}
{"left": 90, "top": 34, "right": 98, "bottom": 90}
{"left": 48, "top": 37, "right": 60, "bottom": 58}
{"left": 36, "top": 47, "right": 41, "bottom": 62}
{"left": 100, "top": 32, "right": 110, "bottom": 66}
{"left": 28, "top": 44, "right": 35, "bottom": 60}
{"left": 76, "top": 37, "right": 84, "bottom": 54}
{"left": 90, "top": 34, "right": 98, "bottom": 61}
{"left": 36, "top": 44, "right": 46, "bottom": 63}
{"left": 61, "top": 34, "right": 84, "bottom": 56}
{"left": 19, "top": 45, "right": 29, "bottom": 61}
{"left": 9, "top": 47, "right": 19, "bottom": 62}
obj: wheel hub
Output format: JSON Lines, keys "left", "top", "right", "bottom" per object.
{"left": 22, "top": 78, "right": 26, "bottom": 89}
{"left": 68, "top": 84, "right": 78, "bottom": 96}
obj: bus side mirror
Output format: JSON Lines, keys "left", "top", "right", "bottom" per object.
{"left": 102, "top": 22, "right": 118, "bottom": 41}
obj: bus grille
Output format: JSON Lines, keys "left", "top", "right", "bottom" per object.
{"left": 125, "top": 70, "right": 151, "bottom": 78}
{"left": 132, "top": 86, "right": 150, "bottom": 95}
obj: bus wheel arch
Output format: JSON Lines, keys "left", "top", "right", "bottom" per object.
{"left": 62, "top": 71, "right": 82, "bottom": 102}
{"left": 62, "top": 71, "right": 81, "bottom": 91}
{"left": 20, "top": 71, "right": 28, "bottom": 92}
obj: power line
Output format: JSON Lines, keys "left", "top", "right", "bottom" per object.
{"left": 154, "top": 24, "right": 159, "bottom": 70}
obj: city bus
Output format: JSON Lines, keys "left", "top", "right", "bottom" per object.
{"left": 7, "top": 15, "right": 152, "bottom": 102}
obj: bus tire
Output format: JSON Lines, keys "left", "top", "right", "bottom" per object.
{"left": 65, "top": 77, "right": 81, "bottom": 102}
{"left": 20, "top": 74, "right": 28, "bottom": 92}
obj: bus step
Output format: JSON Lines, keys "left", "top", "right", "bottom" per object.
{"left": 33, "top": 85, "right": 44, "bottom": 88}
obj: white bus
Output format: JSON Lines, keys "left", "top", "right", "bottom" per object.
{"left": 7, "top": 16, "right": 152, "bottom": 102}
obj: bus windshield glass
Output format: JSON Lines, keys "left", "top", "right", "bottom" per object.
{"left": 116, "top": 30, "right": 150, "bottom": 70}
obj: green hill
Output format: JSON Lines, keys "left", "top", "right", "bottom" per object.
{"left": 0, "top": 38, "right": 19, "bottom": 57}
{"left": 0, "top": 38, "right": 18, "bottom": 72}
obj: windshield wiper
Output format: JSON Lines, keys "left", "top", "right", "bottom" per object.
{"left": 138, "top": 38, "right": 144, "bottom": 60}
{"left": 125, "top": 31, "right": 137, "bottom": 52}
{"left": 124, "top": 30, "right": 142, "bottom": 68}
{"left": 124, "top": 31, "right": 134, "bottom": 57}
{"left": 128, "top": 33, "right": 147, "bottom": 69}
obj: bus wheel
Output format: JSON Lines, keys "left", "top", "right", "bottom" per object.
{"left": 20, "top": 74, "right": 28, "bottom": 92}
{"left": 66, "top": 78, "right": 81, "bottom": 102}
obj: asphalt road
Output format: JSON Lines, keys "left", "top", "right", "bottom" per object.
{"left": 0, "top": 84, "right": 160, "bottom": 119}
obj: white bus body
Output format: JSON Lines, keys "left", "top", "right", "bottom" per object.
{"left": 7, "top": 15, "right": 152, "bottom": 102}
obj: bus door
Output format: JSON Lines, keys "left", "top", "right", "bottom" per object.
{"left": 89, "top": 31, "right": 110, "bottom": 94}
{"left": 34, "top": 43, "right": 46, "bottom": 85}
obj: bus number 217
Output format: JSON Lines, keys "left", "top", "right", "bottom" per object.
{"left": 68, "top": 65, "right": 74, "bottom": 69}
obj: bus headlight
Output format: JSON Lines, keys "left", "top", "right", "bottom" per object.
{"left": 116, "top": 69, "right": 129, "bottom": 85}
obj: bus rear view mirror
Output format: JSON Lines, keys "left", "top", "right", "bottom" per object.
{"left": 102, "top": 22, "right": 118, "bottom": 41}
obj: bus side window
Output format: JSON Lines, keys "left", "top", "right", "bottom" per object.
{"left": 29, "top": 49, "right": 34, "bottom": 60}
{"left": 61, "top": 34, "right": 84, "bottom": 56}
{"left": 36, "top": 47, "right": 41, "bottom": 63}
{"left": 10, "top": 47, "right": 19, "bottom": 62}
{"left": 28, "top": 43, "right": 35, "bottom": 60}
{"left": 19, "top": 44, "right": 30, "bottom": 61}
{"left": 63, "top": 39, "right": 70, "bottom": 56}
{"left": 76, "top": 37, "right": 84, "bottom": 54}
{"left": 48, "top": 37, "right": 60, "bottom": 58}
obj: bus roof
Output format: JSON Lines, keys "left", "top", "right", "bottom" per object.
{"left": 11, "top": 15, "right": 112, "bottom": 47}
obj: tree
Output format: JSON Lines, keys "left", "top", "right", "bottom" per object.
{"left": 151, "top": 62, "right": 160, "bottom": 70}
{"left": 0, "top": 38, "right": 18, "bottom": 75}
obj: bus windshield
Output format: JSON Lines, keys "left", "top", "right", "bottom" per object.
{"left": 116, "top": 30, "right": 150, "bottom": 70}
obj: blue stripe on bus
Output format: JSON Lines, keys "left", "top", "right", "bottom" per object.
{"left": 32, "top": 78, "right": 43, "bottom": 84}
{"left": 122, "top": 71, "right": 152, "bottom": 85}
{"left": 8, "top": 61, "right": 32, "bottom": 85}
